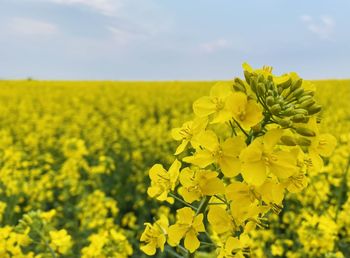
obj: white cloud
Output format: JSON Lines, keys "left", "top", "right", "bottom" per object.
{"left": 199, "top": 39, "right": 231, "bottom": 53}
{"left": 8, "top": 17, "right": 58, "bottom": 36}
{"left": 301, "top": 15, "right": 335, "bottom": 39}
{"left": 45, "top": 0, "right": 122, "bottom": 16}
{"left": 107, "top": 26, "right": 145, "bottom": 45}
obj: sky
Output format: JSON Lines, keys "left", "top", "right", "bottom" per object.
{"left": 0, "top": 0, "right": 349, "bottom": 80}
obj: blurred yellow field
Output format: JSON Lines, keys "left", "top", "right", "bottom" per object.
{"left": 0, "top": 75, "right": 349, "bottom": 258}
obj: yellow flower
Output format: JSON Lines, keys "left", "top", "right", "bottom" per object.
{"left": 49, "top": 229, "right": 72, "bottom": 255}
{"left": 226, "top": 92, "right": 263, "bottom": 130}
{"left": 178, "top": 168, "right": 225, "bottom": 203}
{"left": 207, "top": 205, "right": 236, "bottom": 234}
{"left": 225, "top": 181, "right": 259, "bottom": 206}
{"left": 217, "top": 235, "right": 250, "bottom": 258}
{"left": 183, "top": 130, "right": 246, "bottom": 177}
{"left": 240, "top": 129, "right": 298, "bottom": 185}
{"left": 171, "top": 117, "right": 207, "bottom": 155}
{"left": 302, "top": 118, "right": 337, "bottom": 174}
{"left": 243, "top": 62, "right": 273, "bottom": 77}
{"left": 306, "top": 117, "right": 337, "bottom": 157}
{"left": 257, "top": 180, "right": 284, "bottom": 213}
{"left": 147, "top": 159, "right": 181, "bottom": 202}
{"left": 167, "top": 207, "right": 205, "bottom": 253}
{"left": 140, "top": 216, "right": 168, "bottom": 256}
{"left": 193, "top": 82, "right": 233, "bottom": 123}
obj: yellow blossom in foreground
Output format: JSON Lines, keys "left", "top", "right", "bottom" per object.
{"left": 167, "top": 207, "right": 205, "bottom": 253}
{"left": 226, "top": 92, "right": 263, "bottom": 130}
{"left": 183, "top": 130, "right": 246, "bottom": 177}
{"left": 193, "top": 82, "right": 233, "bottom": 123}
{"left": 178, "top": 168, "right": 225, "bottom": 203}
{"left": 207, "top": 205, "right": 235, "bottom": 234}
{"left": 171, "top": 117, "right": 207, "bottom": 155}
{"left": 140, "top": 216, "right": 168, "bottom": 255}
{"left": 217, "top": 235, "right": 250, "bottom": 258}
{"left": 147, "top": 159, "right": 181, "bottom": 202}
{"left": 240, "top": 129, "right": 298, "bottom": 185}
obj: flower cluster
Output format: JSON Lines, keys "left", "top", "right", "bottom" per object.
{"left": 141, "top": 63, "right": 336, "bottom": 257}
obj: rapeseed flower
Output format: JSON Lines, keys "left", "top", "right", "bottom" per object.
{"left": 240, "top": 129, "right": 298, "bottom": 185}
{"left": 147, "top": 159, "right": 181, "bottom": 202}
{"left": 183, "top": 130, "right": 246, "bottom": 177}
{"left": 167, "top": 207, "right": 205, "bottom": 253}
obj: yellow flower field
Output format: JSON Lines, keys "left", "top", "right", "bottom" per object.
{"left": 0, "top": 70, "right": 349, "bottom": 257}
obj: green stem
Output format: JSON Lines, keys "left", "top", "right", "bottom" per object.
{"left": 233, "top": 119, "right": 249, "bottom": 137}
{"left": 213, "top": 195, "right": 229, "bottom": 205}
{"left": 32, "top": 227, "right": 57, "bottom": 258}
{"left": 195, "top": 196, "right": 210, "bottom": 216}
{"left": 164, "top": 246, "right": 184, "bottom": 258}
{"left": 169, "top": 193, "right": 198, "bottom": 211}
{"left": 228, "top": 120, "right": 237, "bottom": 136}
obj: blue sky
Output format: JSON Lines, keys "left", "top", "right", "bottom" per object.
{"left": 0, "top": 0, "right": 349, "bottom": 80}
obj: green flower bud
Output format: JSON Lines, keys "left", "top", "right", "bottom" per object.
{"left": 293, "top": 88, "right": 304, "bottom": 98}
{"left": 258, "top": 74, "right": 265, "bottom": 83}
{"left": 271, "top": 104, "right": 281, "bottom": 115}
{"left": 266, "top": 96, "right": 275, "bottom": 106}
{"left": 291, "top": 79, "right": 303, "bottom": 91}
{"left": 233, "top": 79, "right": 246, "bottom": 93}
{"left": 303, "top": 90, "right": 315, "bottom": 96}
{"left": 295, "top": 127, "right": 316, "bottom": 137}
{"left": 299, "top": 99, "right": 316, "bottom": 108}
{"left": 277, "top": 78, "right": 292, "bottom": 89}
{"left": 244, "top": 71, "right": 252, "bottom": 84}
{"left": 298, "top": 95, "right": 312, "bottom": 103}
{"left": 281, "top": 107, "right": 295, "bottom": 116}
{"left": 297, "top": 137, "right": 312, "bottom": 146}
{"left": 280, "top": 135, "right": 297, "bottom": 146}
{"left": 294, "top": 109, "right": 308, "bottom": 115}
{"left": 308, "top": 104, "right": 322, "bottom": 115}
{"left": 274, "top": 117, "right": 293, "bottom": 128}
{"left": 257, "top": 83, "right": 266, "bottom": 96}
{"left": 250, "top": 78, "right": 258, "bottom": 93}
{"left": 278, "top": 86, "right": 284, "bottom": 94}
{"left": 291, "top": 114, "right": 306, "bottom": 123}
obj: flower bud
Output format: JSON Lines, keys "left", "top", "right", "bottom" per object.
{"left": 278, "top": 86, "right": 283, "bottom": 94}
{"left": 266, "top": 96, "right": 275, "bottom": 106}
{"left": 281, "top": 135, "right": 297, "bottom": 146}
{"left": 294, "top": 109, "right": 308, "bottom": 115}
{"left": 271, "top": 104, "right": 281, "bottom": 115}
{"left": 293, "top": 88, "right": 304, "bottom": 98}
{"left": 244, "top": 71, "right": 252, "bottom": 84}
{"left": 250, "top": 78, "right": 257, "bottom": 93}
{"left": 233, "top": 79, "right": 246, "bottom": 93}
{"left": 291, "top": 79, "right": 302, "bottom": 91}
{"left": 298, "top": 95, "right": 312, "bottom": 103}
{"left": 295, "top": 127, "right": 316, "bottom": 137}
{"left": 291, "top": 114, "right": 306, "bottom": 123}
{"left": 308, "top": 104, "right": 322, "bottom": 115}
{"left": 281, "top": 107, "right": 295, "bottom": 116}
{"left": 258, "top": 74, "right": 265, "bottom": 83}
{"left": 275, "top": 117, "right": 293, "bottom": 127}
{"left": 277, "top": 78, "right": 292, "bottom": 89}
{"left": 303, "top": 90, "right": 315, "bottom": 96}
{"left": 299, "top": 99, "right": 315, "bottom": 108}
{"left": 257, "top": 83, "right": 266, "bottom": 96}
{"left": 297, "top": 137, "right": 312, "bottom": 146}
